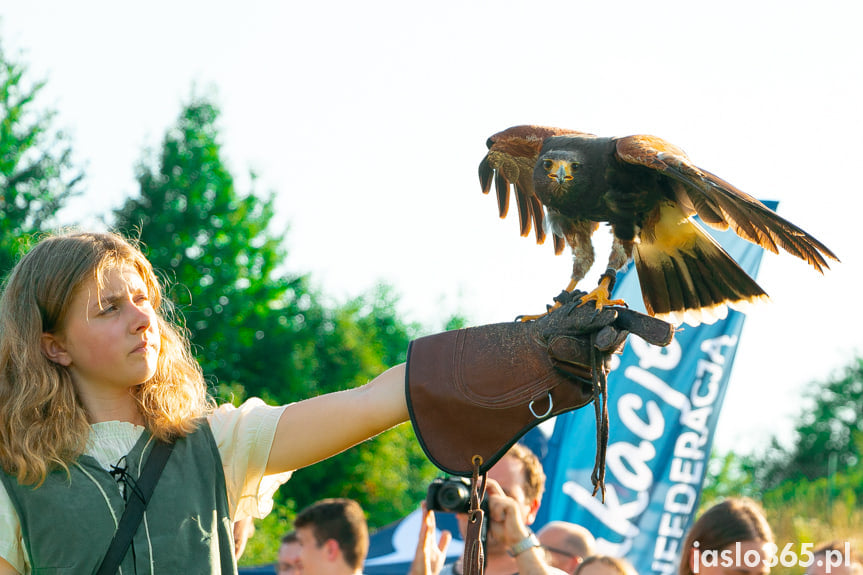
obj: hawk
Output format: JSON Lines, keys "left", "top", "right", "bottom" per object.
{"left": 479, "top": 125, "right": 839, "bottom": 326}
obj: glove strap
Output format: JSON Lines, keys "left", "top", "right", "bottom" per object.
{"left": 464, "top": 456, "right": 487, "bottom": 575}
{"left": 589, "top": 332, "right": 609, "bottom": 502}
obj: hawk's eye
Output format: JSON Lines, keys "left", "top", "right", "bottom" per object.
{"left": 486, "top": 138, "right": 495, "bottom": 149}
{"left": 570, "top": 162, "right": 580, "bottom": 171}
{"left": 542, "top": 159, "right": 553, "bottom": 171}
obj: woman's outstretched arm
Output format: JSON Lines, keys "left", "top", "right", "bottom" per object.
{"left": 265, "top": 363, "right": 408, "bottom": 474}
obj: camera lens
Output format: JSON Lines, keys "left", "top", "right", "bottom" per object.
{"left": 437, "top": 482, "right": 470, "bottom": 511}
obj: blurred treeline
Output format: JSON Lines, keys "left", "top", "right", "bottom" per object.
{"left": 2, "top": 44, "right": 859, "bottom": 569}
{"left": 699, "top": 357, "right": 862, "bottom": 574}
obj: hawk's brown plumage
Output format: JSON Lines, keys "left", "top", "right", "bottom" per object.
{"left": 479, "top": 125, "right": 839, "bottom": 326}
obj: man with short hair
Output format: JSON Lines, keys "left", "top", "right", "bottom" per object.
{"left": 277, "top": 531, "right": 303, "bottom": 575}
{"left": 411, "top": 443, "right": 565, "bottom": 575}
{"left": 536, "top": 521, "right": 595, "bottom": 575}
{"left": 294, "top": 498, "right": 369, "bottom": 575}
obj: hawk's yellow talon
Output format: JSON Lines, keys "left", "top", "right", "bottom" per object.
{"left": 577, "top": 276, "right": 626, "bottom": 311}
{"left": 516, "top": 301, "right": 561, "bottom": 322}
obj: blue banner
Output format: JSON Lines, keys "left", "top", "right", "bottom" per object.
{"left": 533, "top": 203, "right": 775, "bottom": 574}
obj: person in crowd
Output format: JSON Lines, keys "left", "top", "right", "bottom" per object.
{"left": 0, "top": 231, "right": 631, "bottom": 574}
{"left": 410, "top": 501, "right": 453, "bottom": 575}
{"left": 806, "top": 541, "right": 862, "bottom": 575}
{"left": 293, "top": 498, "right": 368, "bottom": 575}
{"left": 678, "top": 497, "right": 774, "bottom": 575}
{"left": 411, "top": 442, "right": 565, "bottom": 575}
{"left": 234, "top": 516, "right": 256, "bottom": 560}
{"left": 277, "top": 531, "right": 303, "bottom": 575}
{"left": 537, "top": 521, "right": 596, "bottom": 575}
{"left": 573, "top": 555, "right": 637, "bottom": 575}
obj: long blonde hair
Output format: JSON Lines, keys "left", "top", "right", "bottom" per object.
{"left": 0, "top": 231, "right": 214, "bottom": 485}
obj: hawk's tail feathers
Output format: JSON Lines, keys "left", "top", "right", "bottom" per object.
{"left": 633, "top": 222, "right": 769, "bottom": 327}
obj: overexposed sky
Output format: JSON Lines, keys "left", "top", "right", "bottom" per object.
{"left": 2, "top": 0, "right": 862, "bottom": 455}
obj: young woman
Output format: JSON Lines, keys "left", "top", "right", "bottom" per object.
{"left": 0, "top": 231, "right": 628, "bottom": 574}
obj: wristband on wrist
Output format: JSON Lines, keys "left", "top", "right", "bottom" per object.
{"left": 507, "top": 531, "right": 541, "bottom": 557}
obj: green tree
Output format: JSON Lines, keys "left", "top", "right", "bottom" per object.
{"left": 752, "top": 356, "right": 863, "bottom": 492}
{"left": 112, "top": 96, "right": 319, "bottom": 403}
{"left": 276, "top": 285, "right": 439, "bottom": 529}
{"left": 699, "top": 450, "right": 758, "bottom": 506}
{"left": 0, "top": 41, "right": 82, "bottom": 273}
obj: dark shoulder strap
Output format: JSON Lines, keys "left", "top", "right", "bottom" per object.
{"left": 95, "top": 439, "right": 175, "bottom": 575}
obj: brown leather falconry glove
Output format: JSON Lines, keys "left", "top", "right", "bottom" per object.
{"left": 405, "top": 292, "right": 673, "bottom": 477}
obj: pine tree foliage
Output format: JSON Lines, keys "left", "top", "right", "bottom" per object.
{"left": 112, "top": 98, "right": 319, "bottom": 400}
{"left": 0, "top": 42, "right": 82, "bottom": 273}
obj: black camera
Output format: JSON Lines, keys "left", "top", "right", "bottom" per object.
{"left": 426, "top": 477, "right": 489, "bottom": 548}
{"left": 426, "top": 476, "right": 474, "bottom": 513}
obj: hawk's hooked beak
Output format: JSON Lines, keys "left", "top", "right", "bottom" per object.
{"left": 546, "top": 160, "right": 573, "bottom": 183}
{"left": 556, "top": 163, "right": 571, "bottom": 183}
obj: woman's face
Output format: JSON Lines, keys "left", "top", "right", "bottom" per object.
{"left": 691, "top": 539, "right": 774, "bottom": 575}
{"left": 43, "top": 264, "right": 161, "bottom": 395}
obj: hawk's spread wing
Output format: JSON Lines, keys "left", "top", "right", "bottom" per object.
{"left": 615, "top": 135, "right": 839, "bottom": 272}
{"left": 479, "top": 125, "right": 590, "bottom": 254}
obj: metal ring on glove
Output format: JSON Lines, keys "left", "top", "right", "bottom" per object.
{"left": 528, "top": 392, "right": 554, "bottom": 419}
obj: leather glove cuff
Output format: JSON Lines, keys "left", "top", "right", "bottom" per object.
{"left": 406, "top": 321, "right": 594, "bottom": 476}
{"left": 405, "top": 298, "right": 673, "bottom": 477}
